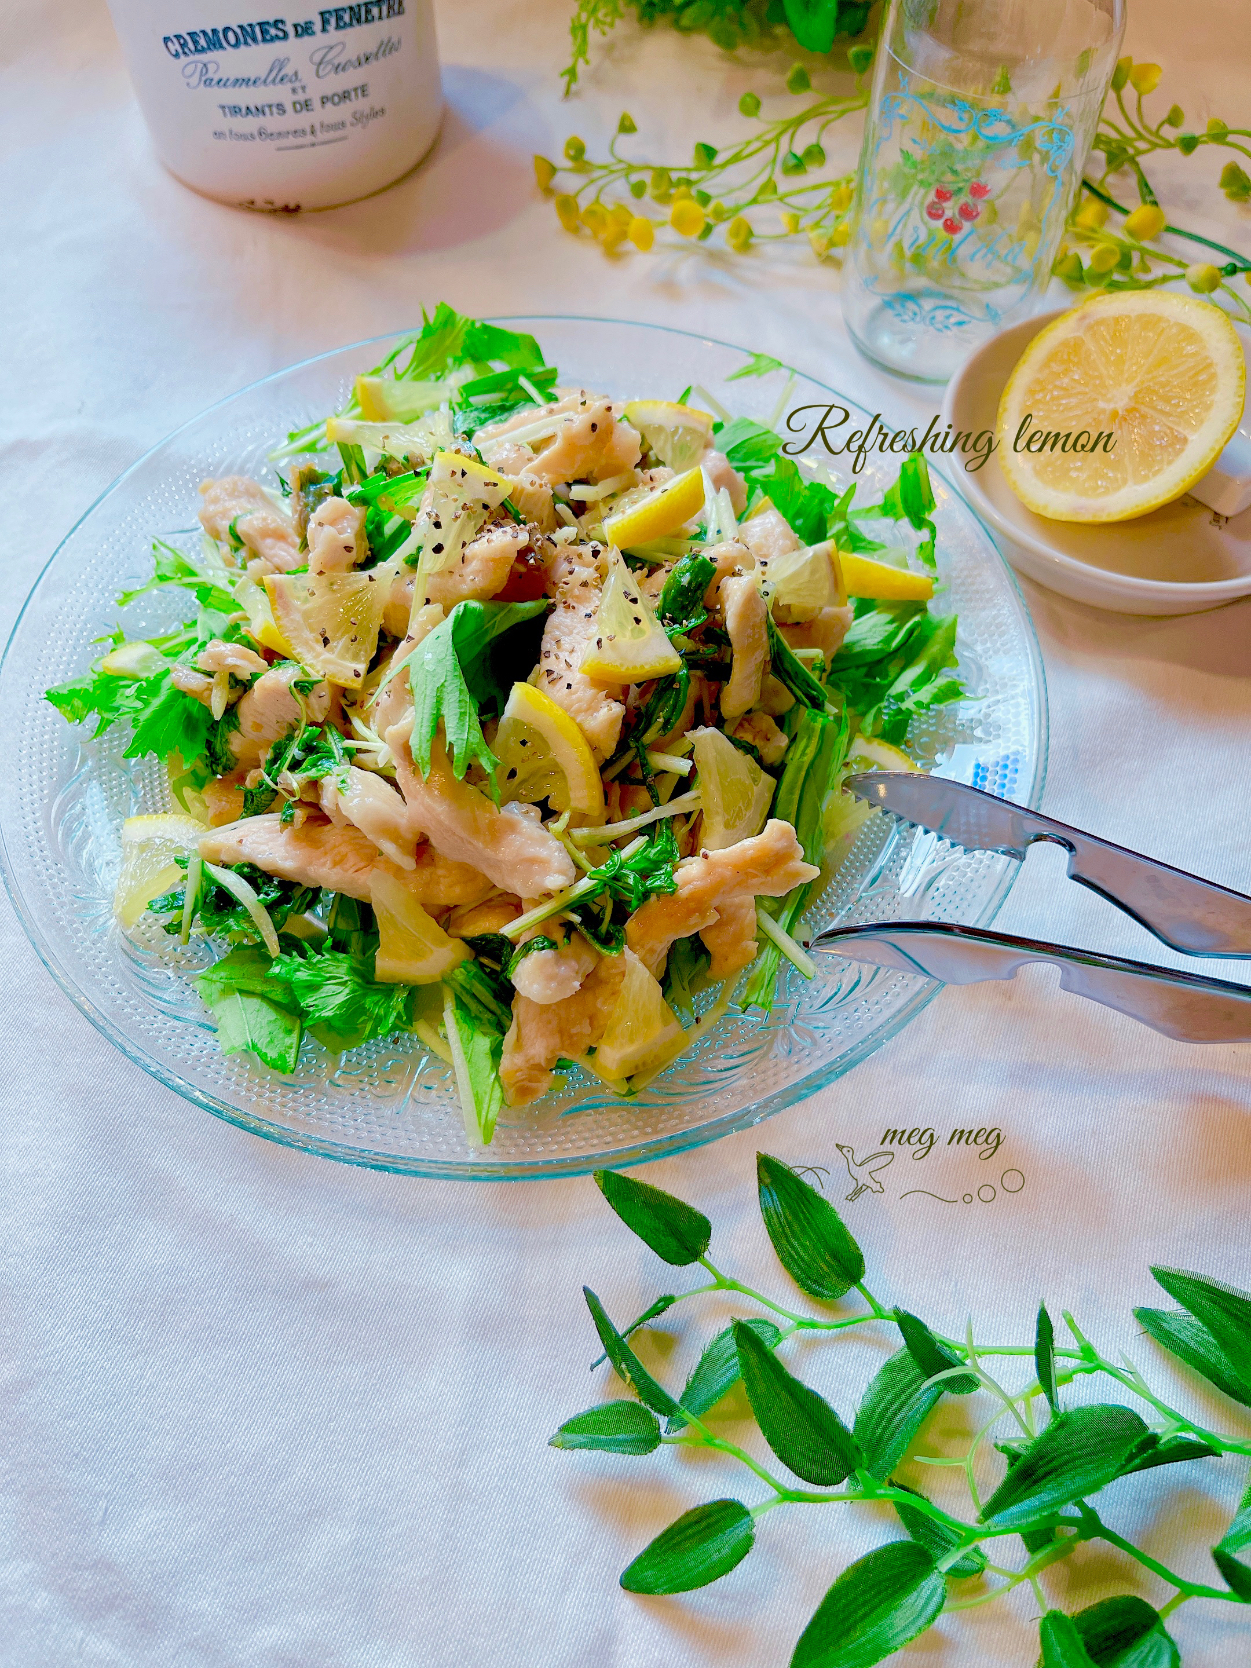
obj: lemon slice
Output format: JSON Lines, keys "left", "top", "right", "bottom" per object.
{"left": 690, "top": 726, "right": 775, "bottom": 851}
{"left": 578, "top": 550, "right": 682, "bottom": 684}
{"left": 370, "top": 870, "right": 470, "bottom": 983}
{"left": 594, "top": 950, "right": 684, "bottom": 1079}
{"left": 115, "top": 813, "right": 205, "bottom": 928}
{"left": 415, "top": 450, "right": 513, "bottom": 577}
{"left": 101, "top": 640, "right": 166, "bottom": 680}
{"left": 264, "top": 567, "right": 392, "bottom": 688}
{"left": 845, "top": 736, "right": 918, "bottom": 774}
{"left": 997, "top": 292, "right": 1245, "bottom": 523}
{"left": 837, "top": 552, "right": 934, "bottom": 601}
{"left": 623, "top": 400, "right": 714, "bottom": 471}
{"left": 234, "top": 572, "right": 288, "bottom": 654}
{"left": 495, "top": 680, "right": 606, "bottom": 820}
{"left": 767, "top": 540, "right": 847, "bottom": 617}
{"left": 602, "top": 466, "right": 705, "bottom": 549}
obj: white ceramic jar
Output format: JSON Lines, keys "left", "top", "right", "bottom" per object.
{"left": 107, "top": 0, "right": 442, "bottom": 210}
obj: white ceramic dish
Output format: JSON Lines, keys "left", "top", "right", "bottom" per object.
{"left": 940, "top": 309, "right": 1251, "bottom": 616}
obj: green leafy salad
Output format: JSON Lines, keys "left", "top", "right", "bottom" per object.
{"left": 46, "top": 304, "right": 962, "bottom": 1145}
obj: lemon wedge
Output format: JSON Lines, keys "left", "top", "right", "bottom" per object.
{"left": 623, "top": 400, "right": 715, "bottom": 471}
{"left": 594, "top": 950, "right": 684, "bottom": 1079}
{"left": 495, "top": 680, "right": 606, "bottom": 820}
{"left": 578, "top": 550, "right": 682, "bottom": 685}
{"left": 602, "top": 466, "right": 705, "bottom": 550}
{"left": 997, "top": 292, "right": 1245, "bottom": 523}
{"left": 690, "top": 726, "right": 775, "bottom": 851}
{"left": 264, "top": 566, "right": 392, "bottom": 687}
{"left": 115, "top": 813, "right": 205, "bottom": 928}
{"left": 416, "top": 450, "right": 512, "bottom": 577}
{"left": 234, "top": 572, "right": 289, "bottom": 654}
{"left": 767, "top": 539, "right": 847, "bottom": 618}
{"left": 100, "top": 640, "right": 166, "bottom": 680}
{"left": 370, "top": 870, "right": 470, "bottom": 984}
{"left": 845, "top": 736, "right": 918, "bottom": 774}
{"left": 837, "top": 552, "right": 934, "bottom": 601}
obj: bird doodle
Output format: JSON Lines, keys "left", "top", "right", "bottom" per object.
{"left": 834, "top": 1144, "right": 896, "bottom": 1202}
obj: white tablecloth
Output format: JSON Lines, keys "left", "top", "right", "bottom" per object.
{"left": 3, "top": 2, "right": 1250, "bottom": 1662}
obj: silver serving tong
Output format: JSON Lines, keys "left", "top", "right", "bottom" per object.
{"left": 810, "top": 774, "right": 1251, "bottom": 1044}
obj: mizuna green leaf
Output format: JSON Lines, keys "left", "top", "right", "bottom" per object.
{"left": 893, "top": 1309, "right": 978, "bottom": 1395}
{"left": 620, "top": 1499, "right": 754, "bottom": 1594}
{"left": 1070, "top": 1595, "right": 1180, "bottom": 1668}
{"left": 594, "top": 1169, "right": 712, "bottom": 1266}
{"left": 1037, "top": 1302, "right": 1059, "bottom": 1414}
{"left": 1135, "top": 1306, "right": 1251, "bottom": 1408}
{"left": 549, "top": 1401, "right": 661, "bottom": 1455}
{"left": 756, "top": 1152, "right": 864, "bottom": 1300}
{"left": 979, "top": 1404, "right": 1149, "bottom": 1529}
{"left": 790, "top": 1541, "right": 945, "bottom": 1668}
{"left": 584, "top": 1287, "right": 679, "bottom": 1418}
{"left": 853, "top": 1347, "right": 944, "bottom": 1481}
{"left": 666, "top": 1318, "right": 781, "bottom": 1435}
{"left": 733, "top": 1320, "right": 859, "bottom": 1485}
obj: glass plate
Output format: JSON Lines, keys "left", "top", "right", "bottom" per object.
{"left": 0, "top": 318, "right": 1047, "bottom": 1179}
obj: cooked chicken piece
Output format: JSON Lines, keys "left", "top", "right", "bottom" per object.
{"left": 500, "top": 951, "right": 627, "bottom": 1106}
{"left": 505, "top": 476, "right": 557, "bottom": 533}
{"left": 478, "top": 437, "right": 534, "bottom": 476}
{"left": 203, "top": 772, "right": 248, "bottom": 826}
{"left": 536, "top": 541, "right": 624, "bottom": 760}
{"left": 197, "top": 640, "right": 268, "bottom": 678}
{"left": 388, "top": 729, "right": 575, "bottom": 899}
{"left": 445, "top": 895, "right": 522, "bottom": 938}
{"left": 702, "top": 449, "right": 748, "bottom": 514}
{"left": 780, "top": 605, "right": 854, "bottom": 661}
{"left": 627, "top": 819, "right": 819, "bottom": 979}
{"left": 740, "top": 508, "right": 800, "bottom": 570}
{"left": 199, "top": 813, "right": 492, "bottom": 908}
{"left": 522, "top": 394, "right": 641, "bottom": 486}
{"left": 424, "top": 520, "right": 528, "bottom": 609}
{"left": 729, "top": 711, "right": 789, "bottom": 766}
{"left": 510, "top": 929, "right": 599, "bottom": 1006}
{"left": 229, "top": 664, "right": 332, "bottom": 769}
{"left": 721, "top": 575, "right": 768, "bottom": 719}
{"left": 318, "top": 766, "right": 419, "bottom": 868}
{"left": 198, "top": 476, "right": 301, "bottom": 572}
{"left": 170, "top": 665, "right": 216, "bottom": 705}
{"left": 702, "top": 539, "right": 754, "bottom": 610}
{"left": 306, "top": 497, "right": 366, "bottom": 574}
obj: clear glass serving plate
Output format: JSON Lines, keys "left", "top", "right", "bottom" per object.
{"left": 0, "top": 318, "right": 1047, "bottom": 1179}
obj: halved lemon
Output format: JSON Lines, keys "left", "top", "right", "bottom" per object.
{"left": 602, "top": 466, "right": 705, "bottom": 549}
{"left": 578, "top": 550, "right": 682, "bottom": 684}
{"left": 690, "top": 725, "right": 775, "bottom": 851}
{"left": 623, "top": 400, "right": 714, "bottom": 471}
{"left": 837, "top": 552, "right": 934, "bottom": 601}
{"left": 115, "top": 813, "right": 205, "bottom": 928}
{"left": 594, "top": 950, "right": 684, "bottom": 1079}
{"left": 997, "top": 292, "right": 1245, "bottom": 523}
{"left": 495, "top": 680, "right": 606, "bottom": 820}
{"left": 264, "top": 567, "right": 392, "bottom": 687}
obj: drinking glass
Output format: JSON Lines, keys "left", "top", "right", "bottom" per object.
{"left": 842, "top": 0, "right": 1125, "bottom": 383}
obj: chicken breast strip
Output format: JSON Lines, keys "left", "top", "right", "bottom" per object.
{"left": 626, "top": 818, "right": 820, "bottom": 979}
{"left": 500, "top": 952, "right": 627, "bottom": 1106}
{"left": 537, "top": 541, "right": 624, "bottom": 761}
{"left": 198, "top": 476, "right": 302, "bottom": 572}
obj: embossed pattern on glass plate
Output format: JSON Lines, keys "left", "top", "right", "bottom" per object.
{"left": 0, "top": 319, "right": 1047, "bottom": 1179}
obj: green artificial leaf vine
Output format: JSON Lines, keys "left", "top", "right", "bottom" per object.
{"left": 552, "top": 1155, "right": 1251, "bottom": 1664}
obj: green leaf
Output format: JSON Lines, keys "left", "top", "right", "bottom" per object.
{"left": 1118, "top": 1433, "right": 1218, "bottom": 1476}
{"left": 1216, "top": 1476, "right": 1251, "bottom": 1556}
{"left": 891, "top": 1484, "right": 986, "bottom": 1579}
{"left": 549, "top": 1401, "right": 661, "bottom": 1455}
{"left": 1150, "top": 1266, "right": 1251, "bottom": 1383}
{"left": 620, "top": 1498, "right": 754, "bottom": 1594}
{"left": 271, "top": 945, "right": 412, "bottom": 1050}
{"left": 979, "top": 1405, "right": 1149, "bottom": 1529}
{"left": 756, "top": 1152, "right": 865, "bottom": 1301}
{"left": 444, "top": 990, "right": 505, "bottom": 1145}
{"left": 894, "top": 1309, "right": 978, "bottom": 1394}
{"left": 1213, "top": 1547, "right": 1251, "bottom": 1602}
{"left": 734, "top": 1320, "right": 859, "bottom": 1485}
{"left": 1036, "top": 1303, "right": 1059, "bottom": 1414}
{"left": 1071, "top": 1595, "right": 1181, "bottom": 1667}
{"left": 584, "top": 1287, "right": 679, "bottom": 1418}
{"left": 853, "top": 1347, "right": 944, "bottom": 1481}
{"left": 790, "top": 1541, "right": 945, "bottom": 1668}
{"left": 594, "top": 1169, "right": 712, "bottom": 1266}
{"left": 726, "top": 352, "right": 784, "bottom": 381}
{"left": 197, "top": 945, "right": 304, "bottom": 1073}
{"left": 665, "top": 1318, "right": 781, "bottom": 1434}
{"left": 1135, "top": 1306, "right": 1251, "bottom": 1408}
{"left": 1040, "top": 1611, "right": 1099, "bottom": 1668}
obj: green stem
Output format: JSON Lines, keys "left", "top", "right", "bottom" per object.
{"left": 1078, "top": 1509, "right": 1240, "bottom": 1602}
{"left": 1080, "top": 177, "right": 1251, "bottom": 271}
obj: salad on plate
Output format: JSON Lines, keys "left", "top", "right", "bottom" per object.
{"left": 46, "top": 306, "right": 963, "bottom": 1145}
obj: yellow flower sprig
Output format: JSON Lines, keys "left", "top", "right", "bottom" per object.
{"left": 534, "top": 53, "right": 872, "bottom": 258}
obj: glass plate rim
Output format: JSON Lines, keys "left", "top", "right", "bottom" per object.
{"left": 0, "top": 315, "right": 1050, "bottom": 1180}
